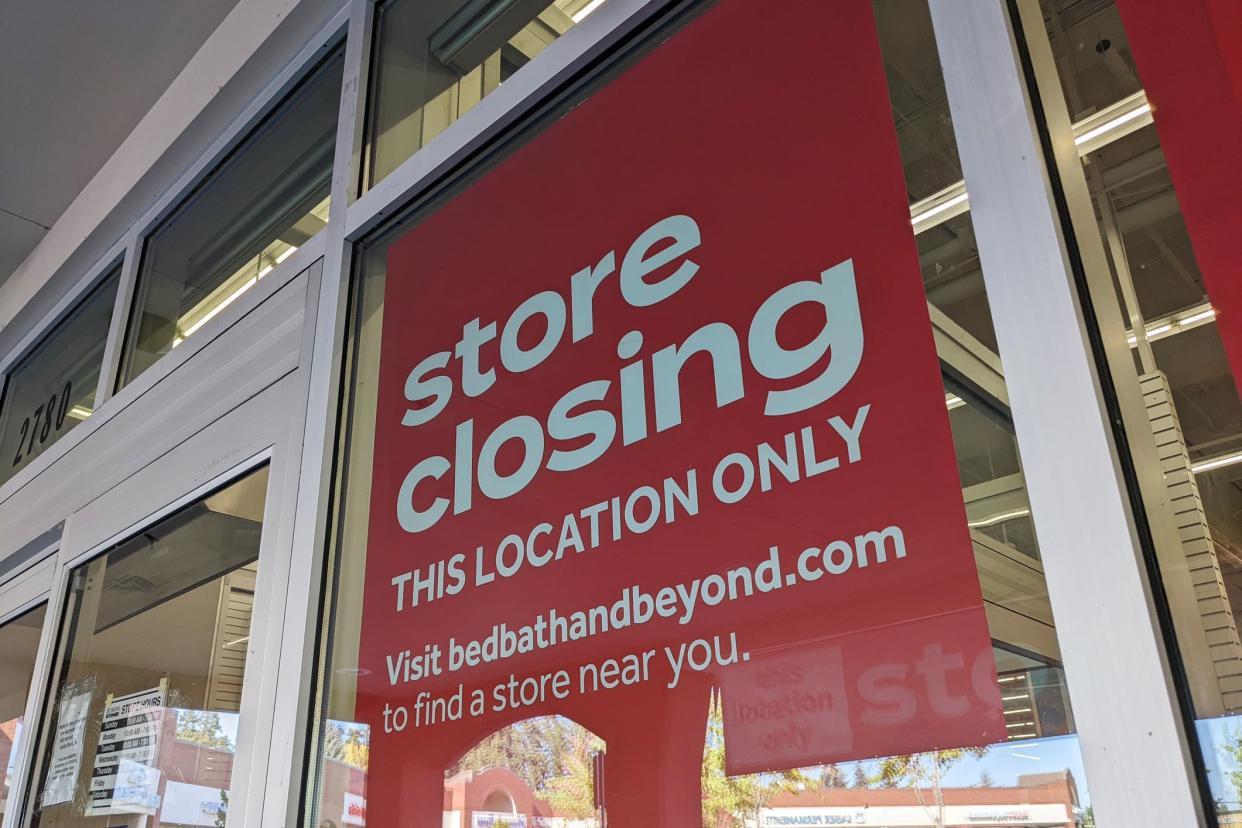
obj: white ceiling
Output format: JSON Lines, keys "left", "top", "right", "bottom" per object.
{"left": 0, "top": 0, "right": 241, "bottom": 287}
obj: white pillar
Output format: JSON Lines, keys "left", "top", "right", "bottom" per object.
{"left": 928, "top": 0, "right": 1207, "bottom": 824}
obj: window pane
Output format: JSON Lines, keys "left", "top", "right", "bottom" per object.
{"left": 25, "top": 466, "right": 268, "bottom": 827}
{"left": 1, "top": 604, "right": 47, "bottom": 822}
{"left": 1041, "top": 0, "right": 1242, "bottom": 822}
{"left": 0, "top": 268, "right": 121, "bottom": 487}
{"left": 307, "top": 2, "right": 1095, "bottom": 826}
{"left": 118, "top": 49, "right": 345, "bottom": 388}
{"left": 365, "top": 0, "right": 598, "bottom": 190}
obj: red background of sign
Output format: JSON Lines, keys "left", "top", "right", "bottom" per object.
{"left": 1114, "top": 0, "right": 1242, "bottom": 394}
{"left": 357, "top": 1, "right": 1004, "bottom": 824}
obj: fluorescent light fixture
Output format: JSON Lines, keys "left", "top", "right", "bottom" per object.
{"left": 968, "top": 507, "right": 1031, "bottom": 528}
{"left": 67, "top": 405, "right": 92, "bottom": 421}
{"left": 911, "top": 183, "right": 970, "bottom": 234}
{"left": 571, "top": 0, "right": 607, "bottom": 22}
{"left": 1179, "top": 307, "right": 1216, "bottom": 326}
{"left": 945, "top": 393, "right": 966, "bottom": 410}
{"left": 914, "top": 91, "right": 1151, "bottom": 235}
{"left": 1073, "top": 92, "right": 1153, "bottom": 153}
{"left": 1126, "top": 301, "right": 1215, "bottom": 348}
{"left": 1192, "top": 450, "right": 1242, "bottom": 475}
{"left": 181, "top": 275, "right": 258, "bottom": 339}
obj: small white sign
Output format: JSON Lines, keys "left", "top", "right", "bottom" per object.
{"left": 85, "top": 685, "right": 164, "bottom": 816}
{"left": 40, "top": 680, "right": 94, "bottom": 808}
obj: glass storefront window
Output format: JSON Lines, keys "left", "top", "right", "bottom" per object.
{"left": 23, "top": 466, "right": 268, "bottom": 827}
{"left": 1, "top": 604, "right": 47, "bottom": 822}
{"left": 0, "top": 268, "right": 121, "bottom": 487}
{"left": 117, "top": 48, "right": 345, "bottom": 388}
{"left": 363, "top": 0, "right": 600, "bottom": 190}
{"left": 1042, "top": 0, "right": 1242, "bottom": 822}
{"left": 306, "top": 2, "right": 1096, "bottom": 826}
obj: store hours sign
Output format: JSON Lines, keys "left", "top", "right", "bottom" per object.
{"left": 86, "top": 684, "right": 164, "bottom": 816}
{"left": 357, "top": 0, "right": 1006, "bottom": 824}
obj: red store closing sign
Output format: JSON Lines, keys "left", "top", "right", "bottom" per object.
{"left": 357, "top": 1, "right": 1005, "bottom": 824}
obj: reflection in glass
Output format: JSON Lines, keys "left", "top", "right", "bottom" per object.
{"left": 25, "top": 467, "right": 267, "bottom": 827}
{"left": 305, "top": 2, "right": 1097, "bottom": 825}
{"left": 118, "top": 48, "right": 344, "bottom": 388}
{"left": 0, "top": 269, "right": 121, "bottom": 486}
{"left": 0, "top": 604, "right": 47, "bottom": 822}
{"left": 1041, "top": 1, "right": 1242, "bottom": 823}
{"left": 365, "top": 0, "right": 598, "bottom": 190}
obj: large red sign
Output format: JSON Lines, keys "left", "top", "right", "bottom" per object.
{"left": 357, "top": 1, "right": 1004, "bottom": 824}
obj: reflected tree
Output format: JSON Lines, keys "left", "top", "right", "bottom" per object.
{"left": 821, "top": 763, "right": 846, "bottom": 788}
{"left": 175, "top": 709, "right": 234, "bottom": 751}
{"left": 1223, "top": 723, "right": 1242, "bottom": 809}
{"left": 321, "top": 721, "right": 370, "bottom": 769}
{"left": 449, "top": 716, "right": 602, "bottom": 816}
{"left": 875, "top": 747, "right": 987, "bottom": 827}
{"left": 851, "top": 764, "right": 870, "bottom": 788}
{"left": 322, "top": 721, "right": 346, "bottom": 760}
{"left": 342, "top": 727, "right": 370, "bottom": 769}
{"left": 702, "top": 692, "right": 813, "bottom": 827}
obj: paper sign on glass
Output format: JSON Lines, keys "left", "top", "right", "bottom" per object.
{"left": 357, "top": 1, "right": 1005, "bottom": 823}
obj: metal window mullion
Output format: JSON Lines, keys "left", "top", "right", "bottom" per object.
{"left": 95, "top": 226, "right": 143, "bottom": 407}
{"left": 929, "top": 1, "right": 1205, "bottom": 825}
{"left": 256, "top": 0, "right": 375, "bottom": 825}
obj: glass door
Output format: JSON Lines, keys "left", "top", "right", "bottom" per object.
{"left": 21, "top": 467, "right": 270, "bottom": 828}
{"left": 0, "top": 603, "right": 48, "bottom": 825}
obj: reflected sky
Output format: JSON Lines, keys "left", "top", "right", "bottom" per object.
{"left": 1198, "top": 715, "right": 1242, "bottom": 810}
{"left": 828, "top": 734, "right": 1091, "bottom": 808}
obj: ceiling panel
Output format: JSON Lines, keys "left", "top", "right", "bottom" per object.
{"left": 0, "top": 0, "right": 240, "bottom": 287}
